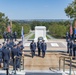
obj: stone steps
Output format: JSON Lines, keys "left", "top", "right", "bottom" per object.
{"left": 0, "top": 70, "right": 64, "bottom": 75}
{"left": 0, "top": 70, "right": 76, "bottom": 75}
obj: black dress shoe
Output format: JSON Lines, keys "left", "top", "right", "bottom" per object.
{"left": 72, "top": 58, "right": 75, "bottom": 60}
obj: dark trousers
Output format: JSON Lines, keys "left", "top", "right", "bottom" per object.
{"left": 13, "top": 58, "right": 21, "bottom": 70}
{"left": 69, "top": 48, "right": 73, "bottom": 56}
{"left": 42, "top": 51, "right": 45, "bottom": 58}
{"left": 31, "top": 50, "right": 35, "bottom": 58}
{"left": 73, "top": 50, "right": 76, "bottom": 57}
{"left": 38, "top": 48, "right": 41, "bottom": 56}
{"left": 67, "top": 47, "right": 70, "bottom": 53}
{"left": 17, "top": 58, "right": 21, "bottom": 68}
{"left": 13, "top": 59, "right": 17, "bottom": 70}
{"left": 3, "top": 60, "right": 9, "bottom": 70}
{"left": 10, "top": 37, "right": 13, "bottom": 41}
{"left": 4, "top": 38, "right": 6, "bottom": 41}
{"left": 13, "top": 59, "right": 15, "bottom": 70}
{"left": 14, "top": 37, "right": 16, "bottom": 41}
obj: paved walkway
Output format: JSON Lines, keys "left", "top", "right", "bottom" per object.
{"left": 0, "top": 39, "right": 75, "bottom": 75}
{"left": 24, "top": 39, "right": 67, "bottom": 51}
{"left": 0, "top": 52, "right": 76, "bottom": 75}
{"left": 47, "top": 34, "right": 55, "bottom": 39}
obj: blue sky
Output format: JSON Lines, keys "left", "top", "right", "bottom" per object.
{"left": 0, "top": 0, "right": 73, "bottom": 20}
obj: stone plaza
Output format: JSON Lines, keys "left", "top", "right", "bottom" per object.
{"left": 0, "top": 38, "right": 76, "bottom": 75}
{"left": 0, "top": 27, "right": 76, "bottom": 75}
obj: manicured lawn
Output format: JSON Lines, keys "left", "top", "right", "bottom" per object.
{"left": 29, "top": 34, "right": 35, "bottom": 39}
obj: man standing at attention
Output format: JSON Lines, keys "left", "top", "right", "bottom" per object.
{"left": 41, "top": 40, "right": 47, "bottom": 58}
{"left": 30, "top": 40, "right": 36, "bottom": 58}
{"left": 37, "top": 40, "right": 42, "bottom": 56}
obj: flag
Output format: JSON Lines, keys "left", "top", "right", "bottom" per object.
{"left": 70, "top": 24, "right": 73, "bottom": 36}
{"left": 21, "top": 26, "right": 24, "bottom": 44}
{"left": 7, "top": 25, "right": 11, "bottom": 32}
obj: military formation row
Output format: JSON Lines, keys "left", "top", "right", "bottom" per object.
{"left": 3, "top": 31, "right": 17, "bottom": 41}
{"left": 0, "top": 40, "right": 24, "bottom": 70}
{"left": 67, "top": 37, "right": 76, "bottom": 60}
{"left": 30, "top": 40, "right": 47, "bottom": 58}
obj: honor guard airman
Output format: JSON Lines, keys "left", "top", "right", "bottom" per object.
{"left": 30, "top": 40, "right": 36, "bottom": 58}
{"left": 12, "top": 44, "right": 19, "bottom": 70}
{"left": 66, "top": 32, "right": 70, "bottom": 42}
{"left": 41, "top": 40, "right": 47, "bottom": 58}
{"left": 73, "top": 41, "right": 76, "bottom": 60}
{"left": 3, "top": 32, "right": 7, "bottom": 41}
{"left": 13, "top": 31, "right": 17, "bottom": 41}
{"left": 67, "top": 38, "right": 70, "bottom": 53}
{"left": 0, "top": 44, "right": 2, "bottom": 67}
{"left": 37, "top": 40, "right": 42, "bottom": 56}
{"left": 2, "top": 46, "right": 10, "bottom": 70}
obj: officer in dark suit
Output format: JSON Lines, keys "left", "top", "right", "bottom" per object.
{"left": 37, "top": 40, "right": 42, "bottom": 56}
{"left": 6, "top": 32, "right": 10, "bottom": 41}
{"left": 3, "top": 32, "right": 7, "bottom": 41}
{"left": 9, "top": 40, "right": 14, "bottom": 50}
{"left": 6, "top": 40, "right": 10, "bottom": 48}
{"left": 17, "top": 43, "right": 22, "bottom": 56}
{"left": 19, "top": 41, "right": 24, "bottom": 51}
{"left": 72, "top": 40, "right": 76, "bottom": 60}
{"left": 2, "top": 42, "right": 6, "bottom": 64}
{"left": 30, "top": 40, "right": 36, "bottom": 58}
{"left": 12, "top": 44, "right": 19, "bottom": 70}
{"left": 2, "top": 46, "right": 10, "bottom": 70}
{"left": 10, "top": 32, "right": 13, "bottom": 41}
{"left": 0, "top": 44, "right": 2, "bottom": 67}
{"left": 16, "top": 43, "right": 22, "bottom": 69}
{"left": 2, "top": 42, "right": 6, "bottom": 50}
{"left": 13, "top": 31, "right": 17, "bottom": 41}
{"left": 66, "top": 32, "right": 69, "bottom": 42}
{"left": 67, "top": 38, "right": 70, "bottom": 53}
{"left": 69, "top": 40, "right": 73, "bottom": 56}
{"left": 41, "top": 40, "right": 47, "bottom": 58}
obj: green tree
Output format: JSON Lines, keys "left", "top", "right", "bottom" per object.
{"left": 12, "top": 21, "right": 30, "bottom": 38}
{"left": 12, "top": 23, "right": 21, "bottom": 38}
{"left": 0, "top": 12, "right": 9, "bottom": 38}
{"left": 30, "top": 21, "right": 42, "bottom": 30}
{"left": 23, "top": 24, "right": 30, "bottom": 34}
{"left": 49, "top": 24, "right": 67, "bottom": 38}
{"left": 65, "top": 0, "right": 76, "bottom": 19}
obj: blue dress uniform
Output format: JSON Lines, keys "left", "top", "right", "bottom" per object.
{"left": 16, "top": 43, "right": 22, "bottom": 69}
{"left": 13, "top": 31, "right": 17, "bottom": 41}
{"left": 2, "top": 42, "right": 6, "bottom": 50}
{"left": 20, "top": 45, "right": 24, "bottom": 51}
{"left": 2, "top": 47, "right": 10, "bottom": 70}
{"left": 2, "top": 42, "right": 6, "bottom": 60}
{"left": 30, "top": 41, "right": 36, "bottom": 58}
{"left": 17, "top": 44, "right": 22, "bottom": 56}
{"left": 69, "top": 41, "right": 73, "bottom": 56}
{"left": 0, "top": 48, "right": 2, "bottom": 63}
{"left": 19, "top": 41, "right": 24, "bottom": 51}
{"left": 41, "top": 40, "right": 47, "bottom": 58}
{"left": 3, "top": 32, "right": 7, "bottom": 41}
{"left": 6, "top": 40, "right": 10, "bottom": 48}
{"left": 67, "top": 39, "right": 70, "bottom": 53}
{"left": 12, "top": 45, "right": 19, "bottom": 70}
{"left": 0, "top": 44, "right": 2, "bottom": 67}
{"left": 10, "top": 32, "right": 13, "bottom": 41}
{"left": 9, "top": 40, "right": 14, "bottom": 50}
{"left": 73, "top": 42, "right": 76, "bottom": 59}
{"left": 66, "top": 32, "right": 69, "bottom": 42}
{"left": 37, "top": 41, "right": 42, "bottom": 56}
